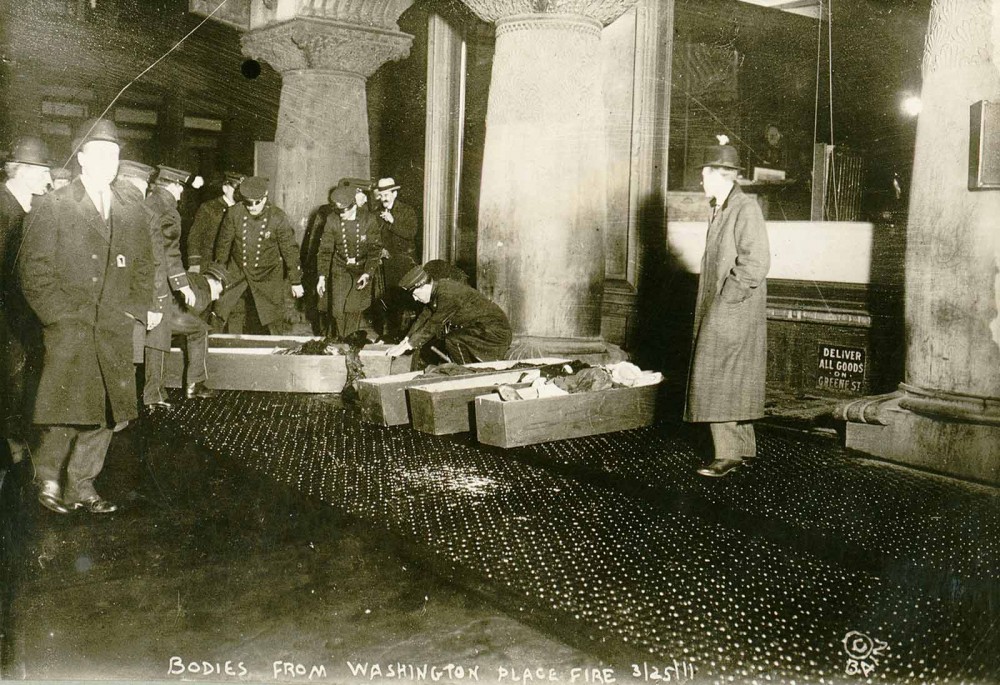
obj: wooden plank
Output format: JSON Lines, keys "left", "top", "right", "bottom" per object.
{"left": 358, "top": 358, "right": 568, "bottom": 427}
{"left": 408, "top": 374, "right": 536, "bottom": 435}
{"left": 475, "top": 383, "right": 661, "bottom": 448}
{"left": 163, "top": 342, "right": 404, "bottom": 393}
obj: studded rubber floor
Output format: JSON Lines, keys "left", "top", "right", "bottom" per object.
{"left": 154, "top": 391, "right": 1000, "bottom": 684}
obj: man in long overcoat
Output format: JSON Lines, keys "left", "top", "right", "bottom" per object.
{"left": 372, "top": 177, "right": 419, "bottom": 342}
{"left": 186, "top": 170, "right": 242, "bottom": 272}
{"left": 1, "top": 136, "right": 51, "bottom": 468}
{"left": 18, "top": 119, "right": 155, "bottom": 513}
{"left": 213, "top": 176, "right": 303, "bottom": 334}
{"left": 684, "top": 136, "right": 770, "bottom": 477}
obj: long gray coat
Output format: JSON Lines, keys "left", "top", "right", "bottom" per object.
{"left": 684, "top": 184, "right": 770, "bottom": 423}
{"left": 18, "top": 179, "right": 154, "bottom": 425}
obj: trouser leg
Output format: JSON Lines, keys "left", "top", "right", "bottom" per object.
{"left": 708, "top": 421, "right": 756, "bottom": 460}
{"left": 142, "top": 348, "right": 167, "bottom": 405}
{"left": 172, "top": 308, "right": 210, "bottom": 386}
{"left": 63, "top": 425, "right": 114, "bottom": 503}
{"left": 32, "top": 425, "right": 74, "bottom": 487}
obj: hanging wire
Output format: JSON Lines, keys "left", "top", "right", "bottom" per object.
{"left": 827, "top": 0, "right": 839, "bottom": 221}
{"left": 61, "top": 0, "right": 231, "bottom": 169}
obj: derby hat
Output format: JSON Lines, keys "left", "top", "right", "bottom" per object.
{"left": 398, "top": 264, "right": 431, "bottom": 291}
{"left": 239, "top": 176, "right": 269, "bottom": 200}
{"left": 6, "top": 136, "right": 52, "bottom": 167}
{"left": 154, "top": 165, "right": 193, "bottom": 186}
{"left": 73, "top": 118, "right": 121, "bottom": 149}
{"left": 698, "top": 134, "right": 742, "bottom": 170}
{"left": 117, "top": 159, "right": 155, "bottom": 180}
{"left": 375, "top": 177, "right": 400, "bottom": 192}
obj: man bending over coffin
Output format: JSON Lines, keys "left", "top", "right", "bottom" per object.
{"left": 386, "top": 263, "right": 512, "bottom": 366}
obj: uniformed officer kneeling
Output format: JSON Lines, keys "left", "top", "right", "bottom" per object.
{"left": 386, "top": 263, "right": 512, "bottom": 367}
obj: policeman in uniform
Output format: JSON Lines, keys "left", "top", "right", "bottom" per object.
{"left": 186, "top": 170, "right": 243, "bottom": 272}
{"left": 315, "top": 184, "right": 382, "bottom": 339}
{"left": 387, "top": 263, "right": 512, "bottom": 366}
{"left": 213, "top": 176, "right": 304, "bottom": 334}
{"left": 144, "top": 166, "right": 221, "bottom": 407}
{"left": 1, "top": 136, "right": 51, "bottom": 467}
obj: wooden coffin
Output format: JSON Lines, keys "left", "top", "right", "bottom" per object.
{"left": 408, "top": 375, "right": 537, "bottom": 435}
{"left": 358, "top": 358, "right": 567, "bottom": 427}
{"left": 474, "top": 382, "right": 661, "bottom": 448}
{"left": 163, "top": 334, "right": 411, "bottom": 393}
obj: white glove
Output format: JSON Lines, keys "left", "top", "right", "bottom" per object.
{"left": 291, "top": 284, "right": 304, "bottom": 299}
{"left": 207, "top": 277, "right": 223, "bottom": 302}
{"left": 178, "top": 285, "right": 197, "bottom": 308}
{"left": 316, "top": 276, "right": 326, "bottom": 298}
{"left": 147, "top": 311, "right": 163, "bottom": 331}
{"left": 386, "top": 338, "right": 412, "bottom": 358}
{"left": 356, "top": 273, "right": 371, "bottom": 290}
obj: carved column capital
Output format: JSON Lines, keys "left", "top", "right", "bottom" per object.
{"left": 242, "top": 17, "right": 413, "bottom": 77}
{"left": 460, "top": 0, "right": 639, "bottom": 26}
{"left": 921, "top": 0, "right": 995, "bottom": 77}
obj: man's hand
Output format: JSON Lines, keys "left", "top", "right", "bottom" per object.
{"left": 316, "top": 276, "right": 326, "bottom": 298}
{"left": 147, "top": 311, "right": 163, "bottom": 331}
{"left": 380, "top": 209, "right": 394, "bottom": 224}
{"left": 178, "top": 285, "right": 197, "bottom": 308}
{"left": 291, "top": 284, "right": 304, "bottom": 299}
{"left": 207, "top": 277, "right": 223, "bottom": 302}
{"left": 357, "top": 273, "right": 371, "bottom": 290}
{"left": 386, "top": 337, "right": 412, "bottom": 358}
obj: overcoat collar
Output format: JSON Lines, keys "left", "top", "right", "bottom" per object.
{"left": 70, "top": 177, "right": 111, "bottom": 243}
{"left": 710, "top": 182, "right": 742, "bottom": 215}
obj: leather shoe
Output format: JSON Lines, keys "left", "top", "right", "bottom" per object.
{"left": 37, "top": 482, "right": 71, "bottom": 514}
{"left": 68, "top": 497, "right": 118, "bottom": 514}
{"left": 697, "top": 458, "right": 743, "bottom": 478}
{"left": 185, "top": 381, "right": 217, "bottom": 399}
{"left": 146, "top": 400, "right": 173, "bottom": 411}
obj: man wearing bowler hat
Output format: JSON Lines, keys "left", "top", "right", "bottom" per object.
{"left": 213, "top": 176, "right": 303, "bottom": 334}
{"left": 17, "top": 118, "right": 155, "bottom": 514}
{"left": 685, "top": 135, "right": 770, "bottom": 478}
{"left": 316, "top": 184, "right": 382, "bottom": 339}
{"left": 187, "top": 170, "right": 244, "bottom": 273}
{"left": 1, "top": 136, "right": 52, "bottom": 468}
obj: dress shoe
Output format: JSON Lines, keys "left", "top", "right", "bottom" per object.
{"left": 185, "top": 381, "right": 217, "bottom": 399}
{"left": 146, "top": 400, "right": 173, "bottom": 411}
{"left": 37, "top": 481, "right": 70, "bottom": 514}
{"left": 68, "top": 497, "right": 118, "bottom": 514}
{"left": 697, "top": 458, "right": 743, "bottom": 478}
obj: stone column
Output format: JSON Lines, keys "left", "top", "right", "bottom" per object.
{"left": 242, "top": 15, "right": 412, "bottom": 237}
{"left": 461, "top": 0, "right": 639, "bottom": 359}
{"left": 841, "top": 0, "right": 1000, "bottom": 483}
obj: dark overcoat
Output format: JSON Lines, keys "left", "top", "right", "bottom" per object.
{"left": 377, "top": 200, "right": 419, "bottom": 288}
{"left": 213, "top": 203, "right": 302, "bottom": 327}
{"left": 407, "top": 279, "right": 512, "bottom": 363}
{"left": 144, "top": 186, "right": 190, "bottom": 351}
{"left": 18, "top": 178, "right": 154, "bottom": 425}
{"left": 0, "top": 185, "right": 40, "bottom": 439}
{"left": 186, "top": 195, "right": 229, "bottom": 269}
{"left": 684, "top": 184, "right": 770, "bottom": 423}
{"left": 317, "top": 209, "right": 382, "bottom": 316}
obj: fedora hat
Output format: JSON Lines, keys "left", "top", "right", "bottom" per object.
{"left": 73, "top": 118, "right": 121, "bottom": 149}
{"left": 698, "top": 134, "right": 742, "bottom": 170}
{"left": 375, "top": 177, "right": 400, "bottom": 192}
{"left": 6, "top": 136, "right": 52, "bottom": 167}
